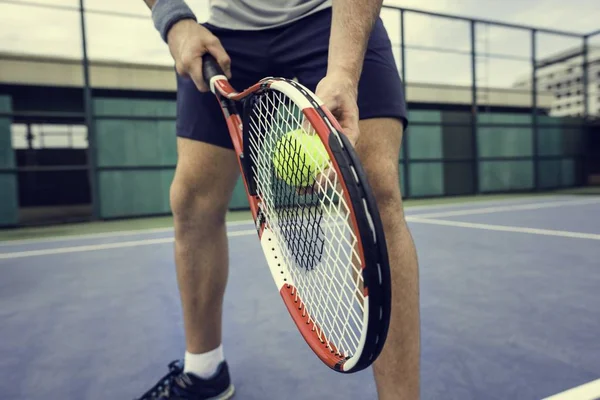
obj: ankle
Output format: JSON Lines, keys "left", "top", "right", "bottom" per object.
{"left": 183, "top": 345, "right": 225, "bottom": 379}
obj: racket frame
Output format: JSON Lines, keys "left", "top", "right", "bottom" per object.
{"left": 204, "top": 60, "right": 391, "bottom": 373}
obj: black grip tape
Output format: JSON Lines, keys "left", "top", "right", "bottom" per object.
{"left": 202, "top": 54, "right": 225, "bottom": 86}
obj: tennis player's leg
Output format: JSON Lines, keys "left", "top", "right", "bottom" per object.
{"left": 171, "top": 138, "right": 239, "bottom": 357}
{"left": 136, "top": 24, "right": 270, "bottom": 400}
{"left": 355, "top": 118, "right": 420, "bottom": 400}
{"left": 173, "top": 25, "right": 271, "bottom": 361}
{"left": 274, "top": 8, "right": 419, "bottom": 400}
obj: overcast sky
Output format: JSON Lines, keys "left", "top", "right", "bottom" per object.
{"left": 1, "top": 0, "right": 599, "bottom": 88}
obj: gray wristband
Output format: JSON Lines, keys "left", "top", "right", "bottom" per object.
{"left": 152, "top": 0, "right": 198, "bottom": 43}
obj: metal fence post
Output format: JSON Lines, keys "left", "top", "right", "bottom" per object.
{"left": 582, "top": 36, "right": 589, "bottom": 119}
{"left": 470, "top": 20, "right": 479, "bottom": 194}
{"left": 582, "top": 35, "right": 590, "bottom": 185}
{"left": 79, "top": 0, "right": 99, "bottom": 219}
{"left": 531, "top": 29, "right": 539, "bottom": 191}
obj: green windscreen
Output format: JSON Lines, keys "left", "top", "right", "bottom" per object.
{"left": 0, "top": 95, "right": 18, "bottom": 226}
{"left": 94, "top": 97, "right": 177, "bottom": 218}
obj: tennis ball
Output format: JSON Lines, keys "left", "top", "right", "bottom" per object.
{"left": 273, "top": 129, "right": 330, "bottom": 187}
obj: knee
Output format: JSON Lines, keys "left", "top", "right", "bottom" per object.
{"left": 170, "top": 177, "right": 229, "bottom": 230}
{"left": 368, "top": 165, "right": 403, "bottom": 212}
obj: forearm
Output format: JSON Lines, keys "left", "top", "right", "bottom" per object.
{"left": 144, "top": 0, "right": 197, "bottom": 42}
{"left": 328, "top": 0, "right": 383, "bottom": 84}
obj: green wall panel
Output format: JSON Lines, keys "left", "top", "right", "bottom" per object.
{"left": 479, "top": 161, "right": 534, "bottom": 192}
{"left": 443, "top": 126, "right": 474, "bottom": 160}
{"left": 538, "top": 127, "right": 562, "bottom": 156}
{"left": 561, "top": 159, "right": 575, "bottom": 186}
{"left": 0, "top": 95, "right": 17, "bottom": 226}
{"left": 408, "top": 126, "right": 442, "bottom": 160}
{"left": 562, "top": 128, "right": 583, "bottom": 156}
{"left": 0, "top": 95, "right": 13, "bottom": 168}
{"left": 0, "top": 96, "right": 11, "bottom": 111}
{"left": 229, "top": 177, "right": 250, "bottom": 210}
{"left": 96, "top": 120, "right": 177, "bottom": 167}
{"left": 409, "top": 162, "right": 443, "bottom": 197}
{"left": 538, "top": 115, "right": 583, "bottom": 127}
{"left": 93, "top": 98, "right": 176, "bottom": 117}
{"left": 99, "top": 170, "right": 174, "bottom": 218}
{"left": 408, "top": 110, "right": 442, "bottom": 124}
{"left": 0, "top": 173, "right": 18, "bottom": 226}
{"left": 0, "top": 117, "right": 13, "bottom": 168}
{"left": 444, "top": 162, "right": 475, "bottom": 196}
{"left": 478, "top": 113, "right": 532, "bottom": 125}
{"left": 537, "top": 115, "right": 561, "bottom": 127}
{"left": 538, "top": 160, "right": 561, "bottom": 189}
{"left": 442, "top": 111, "right": 470, "bottom": 125}
{"left": 478, "top": 127, "right": 533, "bottom": 158}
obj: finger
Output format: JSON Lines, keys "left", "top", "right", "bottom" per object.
{"left": 206, "top": 39, "right": 232, "bottom": 79}
{"left": 175, "top": 62, "right": 189, "bottom": 79}
{"left": 188, "top": 57, "right": 209, "bottom": 92}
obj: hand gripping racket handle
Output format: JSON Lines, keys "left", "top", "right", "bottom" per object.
{"left": 202, "top": 54, "right": 225, "bottom": 86}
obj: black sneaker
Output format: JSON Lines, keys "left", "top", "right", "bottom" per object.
{"left": 135, "top": 360, "right": 235, "bottom": 400}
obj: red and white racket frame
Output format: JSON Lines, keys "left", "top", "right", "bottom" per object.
{"left": 202, "top": 55, "right": 391, "bottom": 373}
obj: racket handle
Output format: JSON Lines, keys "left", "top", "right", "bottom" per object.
{"left": 202, "top": 54, "right": 225, "bottom": 85}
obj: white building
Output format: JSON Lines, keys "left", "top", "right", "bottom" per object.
{"left": 513, "top": 46, "right": 600, "bottom": 118}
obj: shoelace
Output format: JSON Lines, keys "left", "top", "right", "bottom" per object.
{"left": 137, "top": 360, "right": 191, "bottom": 400}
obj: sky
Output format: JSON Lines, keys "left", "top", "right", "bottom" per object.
{"left": 1, "top": 0, "right": 599, "bottom": 88}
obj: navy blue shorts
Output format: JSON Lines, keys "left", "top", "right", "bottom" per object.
{"left": 176, "top": 8, "right": 408, "bottom": 149}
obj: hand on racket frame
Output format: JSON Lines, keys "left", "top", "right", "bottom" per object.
{"left": 202, "top": 54, "right": 391, "bottom": 373}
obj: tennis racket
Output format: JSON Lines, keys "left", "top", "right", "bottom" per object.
{"left": 202, "top": 54, "right": 391, "bottom": 373}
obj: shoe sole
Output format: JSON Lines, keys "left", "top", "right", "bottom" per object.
{"left": 207, "top": 384, "right": 235, "bottom": 400}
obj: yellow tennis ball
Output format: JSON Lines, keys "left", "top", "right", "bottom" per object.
{"left": 273, "top": 129, "right": 330, "bottom": 187}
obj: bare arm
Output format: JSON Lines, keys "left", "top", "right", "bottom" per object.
{"left": 328, "top": 0, "right": 383, "bottom": 84}
{"left": 314, "top": 0, "right": 382, "bottom": 146}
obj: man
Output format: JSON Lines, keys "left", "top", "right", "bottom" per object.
{"left": 138, "top": 0, "right": 420, "bottom": 399}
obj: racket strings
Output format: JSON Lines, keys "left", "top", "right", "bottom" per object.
{"left": 248, "top": 89, "right": 365, "bottom": 358}
{"left": 254, "top": 92, "right": 365, "bottom": 355}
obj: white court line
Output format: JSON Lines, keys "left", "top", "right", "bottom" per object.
{"left": 542, "top": 378, "right": 600, "bottom": 400}
{"left": 0, "top": 196, "right": 563, "bottom": 246}
{"left": 0, "top": 220, "right": 254, "bottom": 247}
{"left": 410, "top": 198, "right": 600, "bottom": 219}
{"left": 1, "top": 196, "right": 596, "bottom": 247}
{"left": 0, "top": 229, "right": 257, "bottom": 260}
{"left": 407, "top": 217, "right": 600, "bottom": 241}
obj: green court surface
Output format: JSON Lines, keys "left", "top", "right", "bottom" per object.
{"left": 1, "top": 189, "right": 597, "bottom": 243}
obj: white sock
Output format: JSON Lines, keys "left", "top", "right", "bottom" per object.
{"left": 184, "top": 345, "right": 224, "bottom": 379}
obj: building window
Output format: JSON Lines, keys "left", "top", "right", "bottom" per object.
{"left": 557, "top": 94, "right": 562, "bottom": 99}
{"left": 11, "top": 124, "right": 88, "bottom": 149}
{"left": 577, "top": 90, "right": 582, "bottom": 95}
{"left": 567, "top": 67, "right": 574, "bottom": 74}
{"left": 566, "top": 91, "right": 572, "bottom": 97}
{"left": 557, "top": 82, "right": 562, "bottom": 89}
{"left": 576, "top": 77, "right": 582, "bottom": 83}
{"left": 547, "top": 85, "right": 552, "bottom": 91}
{"left": 557, "top": 105, "right": 562, "bottom": 110}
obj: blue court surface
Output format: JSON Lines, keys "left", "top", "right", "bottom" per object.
{"left": 1, "top": 195, "right": 599, "bottom": 400}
